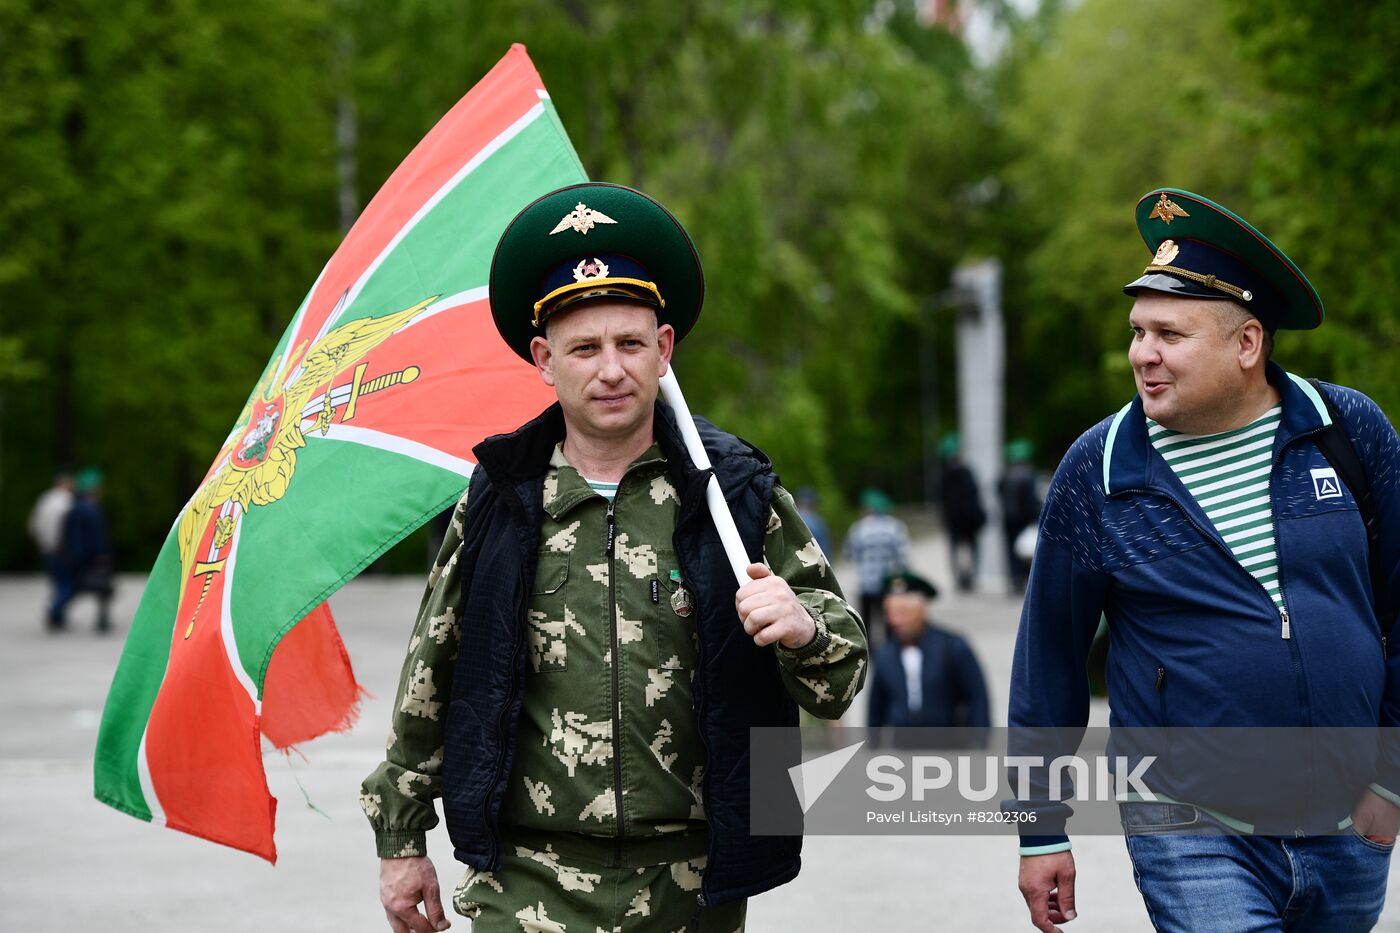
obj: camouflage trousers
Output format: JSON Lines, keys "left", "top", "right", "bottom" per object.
{"left": 452, "top": 832, "right": 745, "bottom": 933}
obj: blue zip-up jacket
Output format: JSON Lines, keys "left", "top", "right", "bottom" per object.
{"left": 1009, "top": 364, "right": 1400, "bottom": 852}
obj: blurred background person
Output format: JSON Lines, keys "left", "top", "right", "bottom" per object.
{"left": 795, "top": 486, "right": 832, "bottom": 559}
{"left": 842, "top": 487, "right": 909, "bottom": 645}
{"left": 866, "top": 570, "right": 989, "bottom": 747}
{"left": 28, "top": 469, "right": 74, "bottom": 631}
{"left": 998, "top": 438, "right": 1042, "bottom": 594}
{"left": 53, "top": 467, "right": 115, "bottom": 632}
{"left": 938, "top": 435, "right": 986, "bottom": 593}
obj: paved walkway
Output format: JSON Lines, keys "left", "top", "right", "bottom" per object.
{"left": 3, "top": 524, "right": 1399, "bottom": 930}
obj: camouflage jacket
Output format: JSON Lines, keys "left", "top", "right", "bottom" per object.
{"left": 361, "top": 443, "right": 866, "bottom": 858}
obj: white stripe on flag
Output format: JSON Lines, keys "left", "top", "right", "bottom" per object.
{"left": 417, "top": 287, "right": 490, "bottom": 324}
{"left": 135, "top": 725, "right": 167, "bottom": 828}
{"left": 219, "top": 506, "right": 262, "bottom": 710}
{"left": 310, "top": 423, "right": 477, "bottom": 478}
{"left": 282, "top": 264, "right": 326, "bottom": 371}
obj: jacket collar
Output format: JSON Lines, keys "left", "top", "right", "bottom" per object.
{"left": 473, "top": 400, "right": 693, "bottom": 511}
{"left": 1102, "top": 361, "right": 1333, "bottom": 496}
{"left": 542, "top": 443, "right": 669, "bottom": 520}
{"left": 472, "top": 403, "right": 568, "bottom": 484}
{"left": 471, "top": 396, "right": 766, "bottom": 510}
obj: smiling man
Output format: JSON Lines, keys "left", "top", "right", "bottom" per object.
{"left": 1008, "top": 189, "right": 1400, "bottom": 932}
{"left": 361, "top": 183, "right": 866, "bottom": 933}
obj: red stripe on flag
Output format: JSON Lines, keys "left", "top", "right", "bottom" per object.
{"left": 315, "top": 299, "right": 554, "bottom": 458}
{"left": 290, "top": 45, "right": 547, "bottom": 351}
{"left": 261, "top": 603, "right": 362, "bottom": 749}
{"left": 146, "top": 531, "right": 277, "bottom": 861}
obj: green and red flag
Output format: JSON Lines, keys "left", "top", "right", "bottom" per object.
{"left": 94, "top": 45, "right": 586, "bottom": 862}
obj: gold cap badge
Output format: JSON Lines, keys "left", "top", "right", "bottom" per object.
{"left": 1154, "top": 239, "right": 1180, "bottom": 265}
{"left": 1148, "top": 193, "right": 1190, "bottom": 225}
{"left": 549, "top": 202, "right": 618, "bottom": 236}
{"left": 572, "top": 258, "right": 610, "bottom": 281}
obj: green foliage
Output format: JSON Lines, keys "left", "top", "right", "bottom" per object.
{"left": 1, "top": 0, "right": 990, "bottom": 568}
{"left": 993, "top": 0, "right": 1397, "bottom": 463}
{"left": 2, "top": 0, "right": 1393, "bottom": 571}
{"left": 993, "top": 0, "right": 1275, "bottom": 458}
{"left": 1220, "top": 0, "right": 1400, "bottom": 403}
{"left": 0, "top": 0, "right": 339, "bottom": 568}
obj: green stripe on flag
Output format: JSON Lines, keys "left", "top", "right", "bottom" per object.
{"left": 338, "top": 104, "right": 585, "bottom": 327}
{"left": 228, "top": 438, "right": 469, "bottom": 686}
{"left": 94, "top": 531, "right": 183, "bottom": 822}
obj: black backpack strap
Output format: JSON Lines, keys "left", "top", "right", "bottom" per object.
{"left": 1307, "top": 378, "right": 1396, "bottom": 648}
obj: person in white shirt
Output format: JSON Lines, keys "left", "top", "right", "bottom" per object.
{"left": 28, "top": 470, "right": 74, "bottom": 630}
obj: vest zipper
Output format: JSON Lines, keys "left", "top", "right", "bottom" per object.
{"left": 1280, "top": 607, "right": 1291, "bottom": 640}
{"left": 606, "top": 497, "right": 626, "bottom": 854}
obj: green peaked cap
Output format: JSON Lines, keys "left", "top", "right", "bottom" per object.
{"left": 489, "top": 182, "right": 704, "bottom": 361}
{"left": 1128, "top": 188, "right": 1324, "bottom": 331}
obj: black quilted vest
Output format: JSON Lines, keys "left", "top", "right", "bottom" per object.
{"left": 441, "top": 401, "right": 802, "bottom": 906}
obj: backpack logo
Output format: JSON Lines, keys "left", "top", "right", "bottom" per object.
{"left": 1310, "top": 467, "right": 1343, "bottom": 500}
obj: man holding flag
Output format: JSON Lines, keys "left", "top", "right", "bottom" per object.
{"left": 361, "top": 183, "right": 867, "bottom": 932}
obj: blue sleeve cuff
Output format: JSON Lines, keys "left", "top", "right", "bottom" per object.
{"left": 1018, "top": 834, "right": 1071, "bottom": 856}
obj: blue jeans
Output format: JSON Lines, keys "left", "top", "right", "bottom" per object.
{"left": 1121, "top": 802, "right": 1391, "bottom": 932}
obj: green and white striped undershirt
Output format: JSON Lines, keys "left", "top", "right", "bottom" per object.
{"left": 586, "top": 479, "right": 619, "bottom": 501}
{"left": 1147, "top": 406, "right": 1285, "bottom": 611}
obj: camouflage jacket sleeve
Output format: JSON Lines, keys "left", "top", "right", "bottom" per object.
{"left": 359, "top": 490, "right": 467, "bottom": 858}
{"left": 764, "top": 484, "right": 868, "bottom": 719}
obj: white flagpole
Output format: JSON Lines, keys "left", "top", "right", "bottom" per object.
{"left": 659, "top": 367, "right": 751, "bottom": 585}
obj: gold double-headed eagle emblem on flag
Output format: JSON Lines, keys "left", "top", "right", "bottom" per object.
{"left": 175, "top": 296, "right": 434, "bottom": 639}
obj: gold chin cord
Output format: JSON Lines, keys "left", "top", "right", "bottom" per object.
{"left": 1143, "top": 264, "right": 1254, "bottom": 302}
